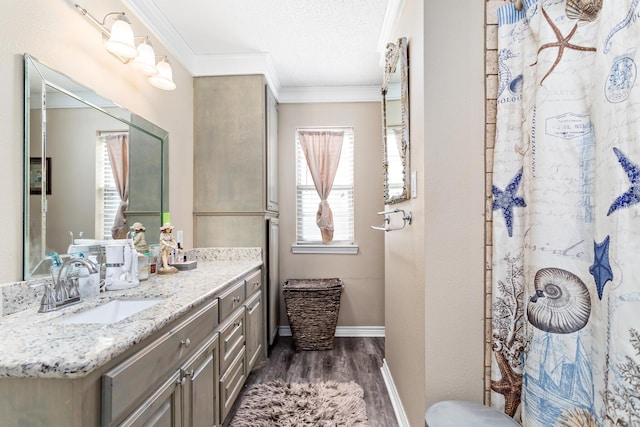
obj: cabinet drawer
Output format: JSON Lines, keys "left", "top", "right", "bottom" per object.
{"left": 219, "top": 307, "right": 246, "bottom": 375}
{"left": 244, "top": 269, "right": 262, "bottom": 297}
{"left": 219, "top": 279, "right": 246, "bottom": 320}
{"left": 103, "top": 298, "right": 219, "bottom": 426}
{"left": 220, "top": 347, "right": 246, "bottom": 422}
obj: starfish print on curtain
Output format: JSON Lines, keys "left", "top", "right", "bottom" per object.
{"left": 589, "top": 236, "right": 613, "bottom": 300}
{"left": 532, "top": 6, "right": 596, "bottom": 85}
{"left": 493, "top": 168, "right": 526, "bottom": 238}
{"left": 608, "top": 147, "right": 640, "bottom": 215}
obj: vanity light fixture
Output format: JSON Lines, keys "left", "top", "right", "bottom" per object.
{"left": 104, "top": 14, "right": 137, "bottom": 58}
{"left": 149, "top": 56, "right": 177, "bottom": 91}
{"left": 131, "top": 38, "right": 158, "bottom": 76}
{"left": 75, "top": 4, "right": 176, "bottom": 90}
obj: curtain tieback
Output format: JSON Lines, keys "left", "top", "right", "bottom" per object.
{"left": 316, "top": 200, "right": 334, "bottom": 231}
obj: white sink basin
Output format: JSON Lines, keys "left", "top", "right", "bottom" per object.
{"left": 58, "top": 299, "right": 163, "bottom": 325}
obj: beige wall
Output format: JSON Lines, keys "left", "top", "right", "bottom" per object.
{"left": 423, "top": 0, "right": 486, "bottom": 408}
{"left": 384, "top": 0, "right": 487, "bottom": 425}
{"left": 277, "top": 102, "right": 385, "bottom": 328}
{"left": 0, "top": 0, "right": 194, "bottom": 282}
{"left": 383, "top": 1, "right": 426, "bottom": 424}
{"left": 41, "top": 107, "right": 128, "bottom": 255}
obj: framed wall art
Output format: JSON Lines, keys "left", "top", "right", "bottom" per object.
{"left": 29, "top": 157, "right": 51, "bottom": 195}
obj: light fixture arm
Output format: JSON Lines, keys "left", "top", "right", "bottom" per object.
{"left": 75, "top": 5, "right": 134, "bottom": 63}
{"left": 74, "top": 5, "right": 119, "bottom": 38}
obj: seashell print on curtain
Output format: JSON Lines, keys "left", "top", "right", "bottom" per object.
{"left": 492, "top": 0, "right": 640, "bottom": 426}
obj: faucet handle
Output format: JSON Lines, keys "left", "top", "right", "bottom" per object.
{"left": 67, "top": 277, "right": 80, "bottom": 299}
{"left": 37, "top": 283, "right": 56, "bottom": 313}
{"left": 54, "top": 280, "right": 69, "bottom": 303}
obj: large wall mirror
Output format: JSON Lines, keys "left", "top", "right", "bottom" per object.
{"left": 381, "top": 37, "right": 410, "bottom": 204}
{"left": 24, "top": 54, "right": 169, "bottom": 279}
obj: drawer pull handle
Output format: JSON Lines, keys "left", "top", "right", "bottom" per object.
{"left": 233, "top": 296, "right": 241, "bottom": 303}
{"left": 180, "top": 338, "right": 191, "bottom": 348}
{"left": 253, "top": 281, "right": 259, "bottom": 288}
{"left": 235, "top": 321, "right": 242, "bottom": 327}
{"left": 178, "top": 369, "right": 195, "bottom": 385}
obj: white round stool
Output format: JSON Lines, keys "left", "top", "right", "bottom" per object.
{"left": 425, "top": 400, "right": 520, "bottom": 426}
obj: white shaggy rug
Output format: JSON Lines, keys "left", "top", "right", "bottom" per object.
{"left": 230, "top": 380, "right": 369, "bottom": 426}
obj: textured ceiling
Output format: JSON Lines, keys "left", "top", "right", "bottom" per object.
{"left": 126, "top": 0, "right": 390, "bottom": 89}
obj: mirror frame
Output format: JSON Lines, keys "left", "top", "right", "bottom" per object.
{"left": 381, "top": 37, "right": 410, "bottom": 204}
{"left": 23, "top": 54, "right": 169, "bottom": 280}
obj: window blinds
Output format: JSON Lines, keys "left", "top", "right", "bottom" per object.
{"left": 295, "top": 128, "right": 354, "bottom": 243}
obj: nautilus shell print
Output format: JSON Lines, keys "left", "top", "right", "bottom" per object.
{"left": 527, "top": 267, "right": 591, "bottom": 334}
{"left": 565, "top": 0, "right": 603, "bottom": 22}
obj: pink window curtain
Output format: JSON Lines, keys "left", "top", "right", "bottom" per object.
{"left": 298, "top": 130, "right": 344, "bottom": 243}
{"left": 106, "top": 134, "right": 129, "bottom": 239}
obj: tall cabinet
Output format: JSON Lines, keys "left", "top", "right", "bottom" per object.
{"left": 194, "top": 75, "right": 280, "bottom": 347}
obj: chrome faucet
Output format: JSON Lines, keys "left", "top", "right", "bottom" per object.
{"left": 36, "top": 257, "right": 99, "bottom": 313}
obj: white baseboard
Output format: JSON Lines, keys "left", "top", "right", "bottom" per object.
{"left": 278, "top": 326, "right": 385, "bottom": 337}
{"left": 381, "top": 359, "right": 410, "bottom": 427}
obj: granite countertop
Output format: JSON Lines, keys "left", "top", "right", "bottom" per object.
{"left": 0, "top": 249, "right": 261, "bottom": 379}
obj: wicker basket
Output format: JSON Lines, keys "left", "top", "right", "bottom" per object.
{"left": 283, "top": 278, "right": 344, "bottom": 351}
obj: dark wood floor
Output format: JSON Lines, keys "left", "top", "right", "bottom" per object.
{"left": 223, "top": 336, "right": 399, "bottom": 427}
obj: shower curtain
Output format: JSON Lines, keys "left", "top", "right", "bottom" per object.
{"left": 491, "top": 1, "right": 640, "bottom": 426}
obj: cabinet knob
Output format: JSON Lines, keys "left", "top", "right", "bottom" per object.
{"left": 180, "top": 338, "right": 191, "bottom": 347}
{"left": 235, "top": 321, "right": 242, "bottom": 328}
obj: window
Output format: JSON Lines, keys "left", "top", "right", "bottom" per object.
{"left": 97, "top": 131, "right": 123, "bottom": 240}
{"left": 295, "top": 127, "right": 355, "bottom": 250}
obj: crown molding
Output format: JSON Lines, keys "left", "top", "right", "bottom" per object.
{"left": 278, "top": 86, "right": 381, "bottom": 104}
{"left": 121, "top": 0, "right": 196, "bottom": 71}
{"left": 377, "top": 0, "right": 406, "bottom": 63}
{"left": 192, "top": 53, "right": 282, "bottom": 97}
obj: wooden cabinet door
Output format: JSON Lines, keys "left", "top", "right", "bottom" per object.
{"left": 245, "top": 290, "right": 263, "bottom": 373}
{"left": 119, "top": 371, "right": 182, "bottom": 427}
{"left": 182, "top": 334, "right": 219, "bottom": 427}
{"left": 194, "top": 75, "right": 265, "bottom": 213}
{"left": 267, "top": 217, "right": 279, "bottom": 345}
{"left": 266, "top": 85, "right": 278, "bottom": 212}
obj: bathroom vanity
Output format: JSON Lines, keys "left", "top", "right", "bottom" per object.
{"left": 0, "top": 249, "right": 264, "bottom": 426}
